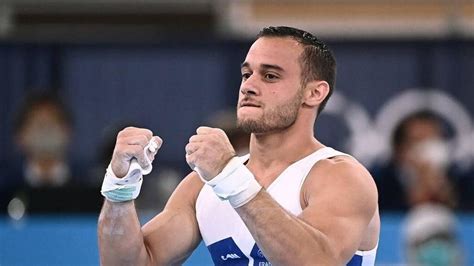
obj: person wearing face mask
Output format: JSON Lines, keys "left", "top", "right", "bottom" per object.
{"left": 0, "top": 92, "right": 101, "bottom": 215}
{"left": 373, "top": 110, "right": 457, "bottom": 212}
{"left": 15, "top": 93, "right": 72, "bottom": 187}
{"left": 372, "top": 110, "right": 465, "bottom": 265}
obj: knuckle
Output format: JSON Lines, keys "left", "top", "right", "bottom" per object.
{"left": 139, "top": 135, "right": 149, "bottom": 145}
{"left": 118, "top": 126, "right": 136, "bottom": 137}
{"left": 117, "top": 129, "right": 127, "bottom": 138}
{"left": 143, "top": 129, "right": 153, "bottom": 138}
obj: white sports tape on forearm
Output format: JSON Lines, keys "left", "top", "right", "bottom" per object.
{"left": 101, "top": 140, "right": 158, "bottom": 202}
{"left": 205, "top": 157, "right": 262, "bottom": 208}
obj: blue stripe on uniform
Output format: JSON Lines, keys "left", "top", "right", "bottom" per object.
{"left": 347, "top": 254, "right": 362, "bottom": 266}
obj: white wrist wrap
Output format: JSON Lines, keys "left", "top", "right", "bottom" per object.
{"left": 205, "top": 157, "right": 262, "bottom": 208}
{"left": 101, "top": 164, "right": 144, "bottom": 202}
{"left": 101, "top": 140, "right": 157, "bottom": 202}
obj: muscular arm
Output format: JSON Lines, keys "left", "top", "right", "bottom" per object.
{"left": 141, "top": 173, "right": 203, "bottom": 264}
{"left": 98, "top": 200, "right": 148, "bottom": 265}
{"left": 235, "top": 157, "right": 378, "bottom": 265}
{"left": 98, "top": 127, "right": 204, "bottom": 265}
{"left": 98, "top": 172, "right": 204, "bottom": 266}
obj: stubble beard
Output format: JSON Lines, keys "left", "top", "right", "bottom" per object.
{"left": 236, "top": 91, "right": 303, "bottom": 134}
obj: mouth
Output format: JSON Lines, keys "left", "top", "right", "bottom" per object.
{"left": 239, "top": 100, "right": 261, "bottom": 108}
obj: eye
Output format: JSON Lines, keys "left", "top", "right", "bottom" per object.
{"left": 241, "top": 72, "right": 251, "bottom": 80}
{"left": 264, "top": 73, "right": 279, "bottom": 81}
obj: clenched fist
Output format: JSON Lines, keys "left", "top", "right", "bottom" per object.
{"left": 185, "top": 127, "right": 236, "bottom": 181}
{"left": 110, "top": 127, "right": 163, "bottom": 178}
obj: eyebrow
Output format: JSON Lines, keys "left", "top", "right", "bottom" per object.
{"left": 240, "top": 62, "right": 285, "bottom": 72}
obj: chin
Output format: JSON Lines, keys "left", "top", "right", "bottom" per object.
{"left": 237, "top": 117, "right": 258, "bottom": 133}
{"left": 238, "top": 106, "right": 262, "bottom": 118}
{"left": 237, "top": 115, "right": 257, "bottom": 126}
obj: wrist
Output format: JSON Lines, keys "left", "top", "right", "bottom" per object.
{"left": 206, "top": 157, "right": 262, "bottom": 208}
{"left": 101, "top": 164, "right": 143, "bottom": 202}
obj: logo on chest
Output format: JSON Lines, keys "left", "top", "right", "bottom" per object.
{"left": 207, "top": 237, "right": 271, "bottom": 265}
{"left": 221, "top": 253, "right": 241, "bottom": 260}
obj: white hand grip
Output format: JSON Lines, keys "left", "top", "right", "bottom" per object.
{"left": 127, "top": 140, "right": 158, "bottom": 177}
{"left": 193, "top": 166, "right": 205, "bottom": 180}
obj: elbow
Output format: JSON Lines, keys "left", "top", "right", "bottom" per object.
{"left": 288, "top": 253, "right": 338, "bottom": 266}
{"left": 273, "top": 239, "right": 339, "bottom": 266}
{"left": 305, "top": 234, "right": 340, "bottom": 266}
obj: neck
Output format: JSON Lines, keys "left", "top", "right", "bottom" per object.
{"left": 248, "top": 115, "right": 323, "bottom": 169}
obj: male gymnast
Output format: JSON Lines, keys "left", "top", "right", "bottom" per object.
{"left": 98, "top": 26, "right": 380, "bottom": 266}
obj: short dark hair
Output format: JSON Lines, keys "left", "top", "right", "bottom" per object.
{"left": 391, "top": 110, "right": 443, "bottom": 149}
{"left": 13, "top": 91, "right": 73, "bottom": 135}
{"left": 257, "top": 26, "right": 336, "bottom": 115}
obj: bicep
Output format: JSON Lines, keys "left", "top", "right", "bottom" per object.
{"left": 298, "top": 160, "right": 377, "bottom": 263}
{"left": 141, "top": 173, "right": 204, "bottom": 265}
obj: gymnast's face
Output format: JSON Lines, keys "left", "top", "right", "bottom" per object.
{"left": 237, "top": 37, "right": 305, "bottom": 134}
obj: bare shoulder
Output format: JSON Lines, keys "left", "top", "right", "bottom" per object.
{"left": 299, "top": 155, "right": 379, "bottom": 260}
{"left": 302, "top": 155, "right": 378, "bottom": 215}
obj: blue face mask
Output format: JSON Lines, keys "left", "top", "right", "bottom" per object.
{"left": 415, "top": 239, "right": 462, "bottom": 266}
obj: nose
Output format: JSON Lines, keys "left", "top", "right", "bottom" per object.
{"left": 241, "top": 86, "right": 257, "bottom": 96}
{"left": 240, "top": 76, "right": 260, "bottom": 96}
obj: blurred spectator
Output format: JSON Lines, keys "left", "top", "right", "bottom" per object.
{"left": 0, "top": 91, "right": 101, "bottom": 216}
{"left": 372, "top": 110, "right": 465, "bottom": 264}
{"left": 373, "top": 110, "right": 457, "bottom": 211}
{"left": 14, "top": 92, "right": 73, "bottom": 187}
{"left": 404, "top": 204, "right": 464, "bottom": 266}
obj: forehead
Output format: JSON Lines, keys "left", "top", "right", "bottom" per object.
{"left": 244, "top": 37, "right": 304, "bottom": 71}
{"left": 26, "top": 103, "right": 64, "bottom": 123}
{"left": 405, "top": 118, "right": 442, "bottom": 141}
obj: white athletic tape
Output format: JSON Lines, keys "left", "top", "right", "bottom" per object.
{"left": 203, "top": 157, "right": 262, "bottom": 208}
{"left": 193, "top": 166, "right": 207, "bottom": 183}
{"left": 101, "top": 140, "right": 157, "bottom": 202}
{"left": 101, "top": 164, "right": 144, "bottom": 202}
{"left": 129, "top": 140, "right": 157, "bottom": 175}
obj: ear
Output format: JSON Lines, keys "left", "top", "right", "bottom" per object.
{"left": 302, "top": 80, "right": 330, "bottom": 108}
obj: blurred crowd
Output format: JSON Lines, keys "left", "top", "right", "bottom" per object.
{"left": 0, "top": 91, "right": 251, "bottom": 218}
{"left": 0, "top": 90, "right": 472, "bottom": 265}
{"left": 372, "top": 111, "right": 471, "bottom": 265}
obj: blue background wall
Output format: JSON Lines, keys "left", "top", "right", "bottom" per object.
{"left": 1, "top": 40, "right": 474, "bottom": 171}
{"left": 1, "top": 39, "right": 473, "bottom": 265}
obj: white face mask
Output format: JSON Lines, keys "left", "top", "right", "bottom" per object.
{"left": 23, "top": 123, "right": 69, "bottom": 159}
{"left": 410, "top": 138, "right": 450, "bottom": 170}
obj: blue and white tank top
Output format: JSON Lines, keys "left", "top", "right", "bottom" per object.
{"left": 195, "top": 147, "right": 377, "bottom": 266}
